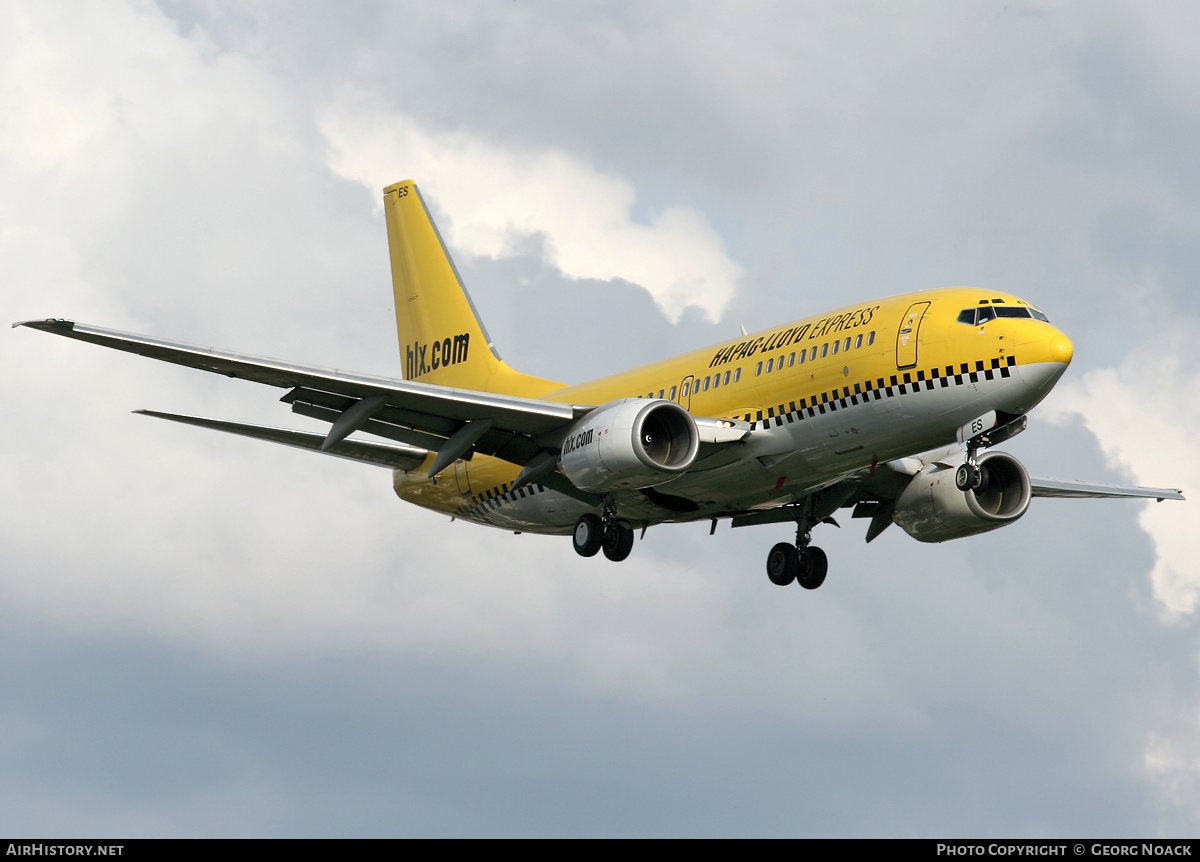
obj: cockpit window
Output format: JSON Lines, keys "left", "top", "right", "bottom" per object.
{"left": 957, "top": 305, "right": 1049, "bottom": 324}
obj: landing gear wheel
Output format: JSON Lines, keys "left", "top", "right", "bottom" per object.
{"left": 572, "top": 514, "right": 603, "bottom": 557}
{"left": 973, "top": 464, "right": 990, "bottom": 491}
{"left": 767, "top": 542, "right": 800, "bottom": 586}
{"left": 797, "top": 546, "right": 828, "bottom": 590}
{"left": 602, "top": 520, "right": 634, "bottom": 562}
{"left": 955, "top": 462, "right": 977, "bottom": 491}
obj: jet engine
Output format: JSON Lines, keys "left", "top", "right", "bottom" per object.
{"left": 892, "top": 450, "right": 1031, "bottom": 543}
{"left": 560, "top": 398, "right": 699, "bottom": 493}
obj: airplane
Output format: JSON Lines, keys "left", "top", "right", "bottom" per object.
{"left": 15, "top": 179, "right": 1185, "bottom": 589}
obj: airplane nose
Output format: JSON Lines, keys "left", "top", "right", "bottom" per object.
{"left": 1049, "top": 329, "right": 1074, "bottom": 366}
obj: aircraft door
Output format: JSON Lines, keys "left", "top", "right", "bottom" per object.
{"left": 454, "top": 459, "right": 471, "bottom": 495}
{"left": 896, "top": 301, "right": 930, "bottom": 369}
{"left": 677, "top": 375, "right": 694, "bottom": 412}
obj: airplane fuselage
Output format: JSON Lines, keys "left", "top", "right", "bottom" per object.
{"left": 393, "top": 286, "right": 1074, "bottom": 534}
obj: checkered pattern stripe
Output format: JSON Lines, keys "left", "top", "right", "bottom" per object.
{"left": 742, "top": 355, "right": 1017, "bottom": 430}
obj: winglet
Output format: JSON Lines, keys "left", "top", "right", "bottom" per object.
{"left": 13, "top": 318, "right": 76, "bottom": 331}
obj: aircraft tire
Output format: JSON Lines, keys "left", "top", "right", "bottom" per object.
{"left": 797, "top": 546, "right": 828, "bottom": 590}
{"left": 602, "top": 520, "right": 634, "bottom": 562}
{"left": 972, "top": 464, "right": 990, "bottom": 491}
{"left": 767, "top": 542, "right": 799, "bottom": 586}
{"left": 573, "top": 514, "right": 604, "bottom": 557}
{"left": 955, "top": 463, "right": 976, "bottom": 492}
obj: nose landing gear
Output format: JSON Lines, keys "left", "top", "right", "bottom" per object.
{"left": 955, "top": 413, "right": 1028, "bottom": 491}
{"left": 954, "top": 460, "right": 990, "bottom": 492}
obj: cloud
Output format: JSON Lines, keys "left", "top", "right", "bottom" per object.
{"left": 3, "top": 0, "right": 1200, "bottom": 837}
{"left": 318, "top": 104, "right": 742, "bottom": 323}
{"left": 1044, "top": 335, "right": 1200, "bottom": 619}
{"left": 1147, "top": 718, "right": 1200, "bottom": 833}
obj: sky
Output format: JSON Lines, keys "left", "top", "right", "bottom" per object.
{"left": 2, "top": 0, "right": 1199, "bottom": 837}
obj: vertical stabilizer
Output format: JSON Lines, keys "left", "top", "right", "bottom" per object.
{"left": 383, "top": 181, "right": 562, "bottom": 396}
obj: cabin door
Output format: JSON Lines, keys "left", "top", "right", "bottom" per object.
{"left": 896, "top": 301, "right": 930, "bottom": 369}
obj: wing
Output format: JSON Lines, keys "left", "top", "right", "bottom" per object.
{"left": 1028, "top": 477, "right": 1185, "bottom": 501}
{"left": 836, "top": 463, "right": 1185, "bottom": 542}
{"left": 16, "top": 318, "right": 589, "bottom": 475}
{"left": 724, "top": 459, "right": 1185, "bottom": 546}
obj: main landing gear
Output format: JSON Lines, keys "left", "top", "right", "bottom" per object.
{"left": 766, "top": 543, "right": 827, "bottom": 589}
{"left": 765, "top": 534, "right": 828, "bottom": 590}
{"left": 572, "top": 512, "right": 635, "bottom": 562}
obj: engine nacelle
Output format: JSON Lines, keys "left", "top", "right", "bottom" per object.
{"left": 892, "top": 451, "right": 1032, "bottom": 543}
{"left": 560, "top": 399, "right": 699, "bottom": 493}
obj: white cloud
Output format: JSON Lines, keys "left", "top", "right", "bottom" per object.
{"left": 1044, "top": 336, "right": 1200, "bottom": 619}
{"left": 0, "top": 0, "right": 748, "bottom": 697}
{"left": 318, "top": 104, "right": 742, "bottom": 323}
{"left": 4, "top": 0, "right": 1200, "bottom": 836}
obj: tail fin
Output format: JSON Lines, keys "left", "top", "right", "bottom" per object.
{"left": 383, "top": 180, "right": 562, "bottom": 397}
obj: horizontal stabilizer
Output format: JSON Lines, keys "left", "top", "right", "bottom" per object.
{"left": 135, "top": 410, "right": 428, "bottom": 471}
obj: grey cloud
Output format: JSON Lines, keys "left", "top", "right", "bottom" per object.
{"left": 2, "top": 0, "right": 1198, "bottom": 837}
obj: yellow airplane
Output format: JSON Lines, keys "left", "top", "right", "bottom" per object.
{"left": 16, "top": 180, "right": 1185, "bottom": 589}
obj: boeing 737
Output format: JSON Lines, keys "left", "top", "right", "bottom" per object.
{"left": 16, "top": 180, "right": 1185, "bottom": 589}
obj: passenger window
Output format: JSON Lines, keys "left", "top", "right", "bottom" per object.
{"left": 670, "top": 385, "right": 677, "bottom": 400}
{"left": 682, "top": 381, "right": 690, "bottom": 396}
{"left": 831, "top": 340, "right": 840, "bottom": 355}
{"left": 766, "top": 358, "right": 774, "bottom": 373}
{"left": 788, "top": 352, "right": 795, "bottom": 367}
{"left": 723, "top": 370, "right": 730, "bottom": 385}
{"left": 712, "top": 374, "right": 720, "bottom": 390}
{"left": 867, "top": 331, "right": 875, "bottom": 346}
{"left": 820, "top": 343, "right": 828, "bottom": 358}
{"left": 703, "top": 376, "right": 710, "bottom": 391}
{"left": 733, "top": 368, "right": 741, "bottom": 383}
{"left": 843, "top": 337, "right": 851, "bottom": 352}
{"left": 658, "top": 389, "right": 664, "bottom": 398}
{"left": 855, "top": 334, "right": 862, "bottom": 349}
{"left": 755, "top": 361, "right": 763, "bottom": 376}
{"left": 798, "top": 350, "right": 805, "bottom": 365}
{"left": 777, "top": 354, "right": 784, "bottom": 369}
